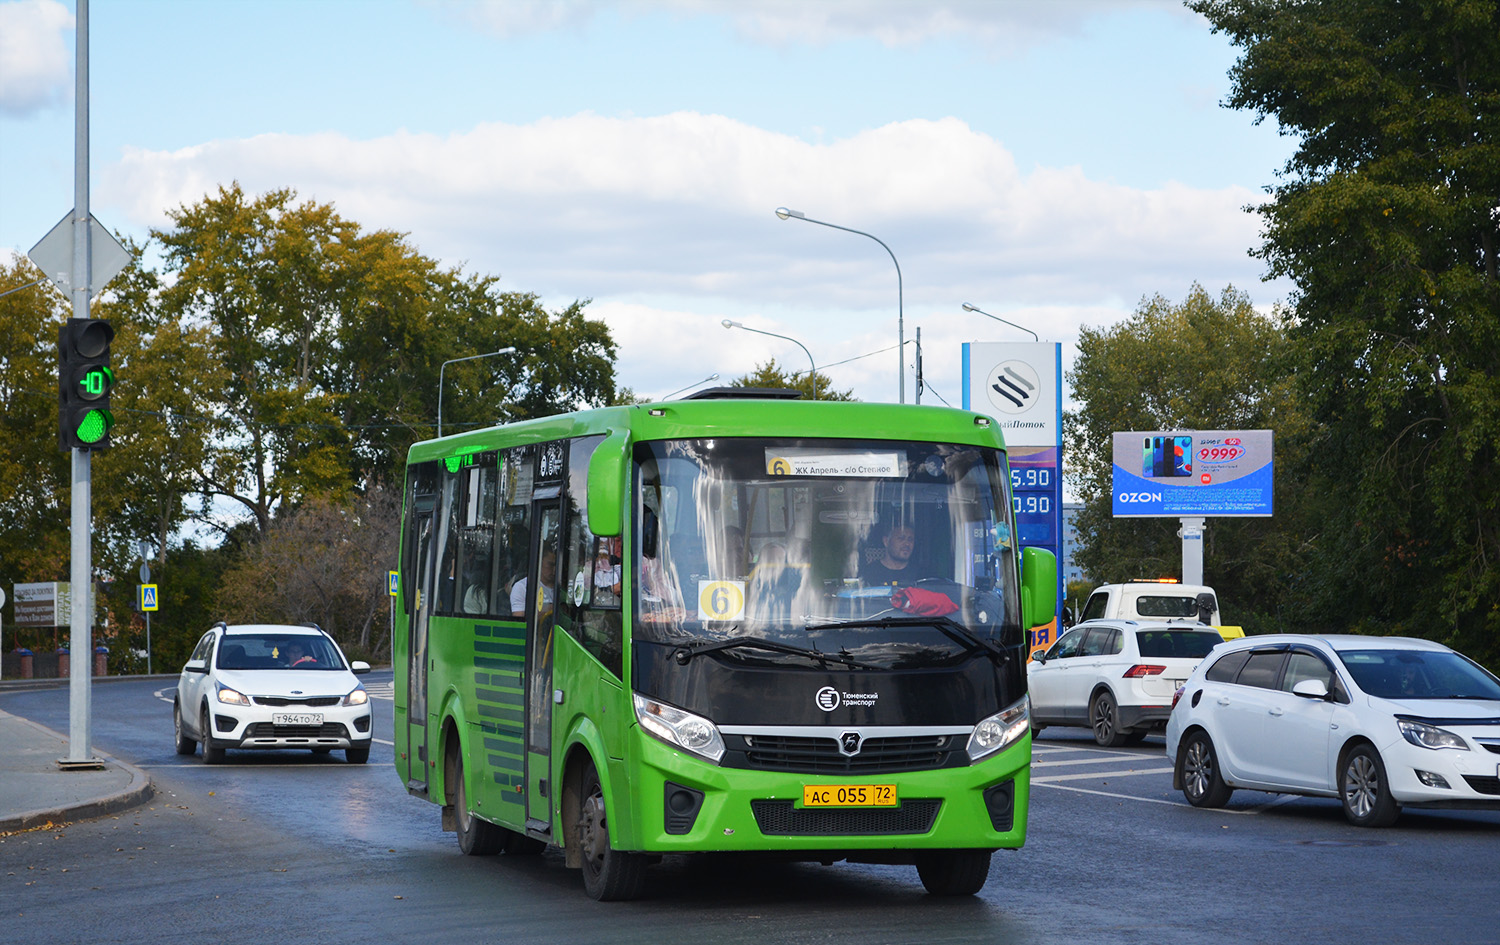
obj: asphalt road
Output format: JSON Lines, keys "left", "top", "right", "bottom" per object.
{"left": 2, "top": 675, "right": 1498, "bottom": 945}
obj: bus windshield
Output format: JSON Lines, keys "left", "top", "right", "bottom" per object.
{"left": 634, "top": 437, "right": 1021, "bottom": 668}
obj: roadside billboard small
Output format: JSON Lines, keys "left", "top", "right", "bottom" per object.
{"left": 1111, "top": 430, "right": 1273, "bottom": 518}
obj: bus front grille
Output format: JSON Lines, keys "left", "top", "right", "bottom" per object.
{"left": 750, "top": 799, "right": 941, "bottom": 836}
{"left": 733, "top": 734, "right": 956, "bottom": 774}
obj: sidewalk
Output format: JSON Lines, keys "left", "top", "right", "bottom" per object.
{"left": 0, "top": 706, "right": 153, "bottom": 833}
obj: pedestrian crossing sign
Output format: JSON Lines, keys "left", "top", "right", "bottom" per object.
{"left": 139, "top": 584, "right": 159, "bottom": 612}
{"left": 388, "top": 571, "right": 399, "bottom": 596}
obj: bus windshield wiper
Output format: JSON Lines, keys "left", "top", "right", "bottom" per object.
{"left": 672, "top": 636, "right": 882, "bottom": 671}
{"left": 804, "top": 613, "right": 1010, "bottom": 664}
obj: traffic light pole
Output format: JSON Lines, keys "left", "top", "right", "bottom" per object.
{"left": 63, "top": 0, "right": 98, "bottom": 768}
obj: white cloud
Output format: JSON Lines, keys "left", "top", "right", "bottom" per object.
{"left": 0, "top": 0, "right": 72, "bottom": 116}
{"left": 443, "top": 0, "right": 1191, "bottom": 52}
{"left": 103, "top": 110, "right": 1278, "bottom": 403}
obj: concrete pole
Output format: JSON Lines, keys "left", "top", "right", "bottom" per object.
{"left": 65, "top": 0, "right": 97, "bottom": 767}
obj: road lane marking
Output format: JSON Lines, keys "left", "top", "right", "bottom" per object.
{"left": 1031, "top": 766, "right": 1176, "bottom": 783}
{"left": 1034, "top": 755, "right": 1161, "bottom": 768}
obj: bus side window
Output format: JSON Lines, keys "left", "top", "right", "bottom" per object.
{"left": 561, "top": 435, "right": 622, "bottom": 677}
{"left": 491, "top": 445, "right": 534, "bottom": 617}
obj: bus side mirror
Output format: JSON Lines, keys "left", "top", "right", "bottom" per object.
{"left": 587, "top": 430, "right": 630, "bottom": 538}
{"left": 1020, "top": 546, "right": 1057, "bottom": 630}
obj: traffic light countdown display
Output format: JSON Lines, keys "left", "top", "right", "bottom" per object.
{"left": 58, "top": 318, "right": 115, "bottom": 450}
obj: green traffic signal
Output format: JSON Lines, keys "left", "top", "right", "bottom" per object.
{"left": 58, "top": 318, "right": 116, "bottom": 451}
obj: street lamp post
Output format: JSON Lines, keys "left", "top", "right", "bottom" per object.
{"left": 775, "top": 207, "right": 905, "bottom": 403}
{"left": 961, "top": 302, "right": 1038, "bottom": 342}
{"left": 438, "top": 346, "right": 517, "bottom": 438}
{"left": 722, "top": 319, "right": 818, "bottom": 400}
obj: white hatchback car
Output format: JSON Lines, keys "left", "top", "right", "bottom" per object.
{"left": 1028, "top": 620, "right": 1224, "bottom": 746}
{"left": 174, "top": 622, "right": 374, "bottom": 764}
{"left": 1166, "top": 634, "right": 1500, "bottom": 826}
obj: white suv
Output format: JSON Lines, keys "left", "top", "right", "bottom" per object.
{"left": 1166, "top": 634, "right": 1500, "bottom": 826}
{"left": 1028, "top": 620, "right": 1224, "bottom": 746}
{"left": 174, "top": 623, "right": 374, "bottom": 764}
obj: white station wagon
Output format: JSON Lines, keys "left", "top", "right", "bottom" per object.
{"left": 174, "top": 622, "right": 374, "bottom": 764}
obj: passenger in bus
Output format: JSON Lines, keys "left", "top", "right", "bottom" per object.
{"left": 593, "top": 541, "right": 622, "bottom": 605}
{"left": 509, "top": 547, "right": 557, "bottom": 616}
{"left": 860, "top": 522, "right": 920, "bottom": 587}
{"left": 462, "top": 555, "right": 491, "bottom": 614}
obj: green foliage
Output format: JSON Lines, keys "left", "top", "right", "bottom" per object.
{"left": 1065, "top": 285, "right": 1313, "bottom": 634}
{"left": 730, "top": 359, "right": 856, "bottom": 401}
{"left": 1, "top": 183, "right": 620, "bottom": 670}
{"left": 1194, "top": 0, "right": 1500, "bottom": 665}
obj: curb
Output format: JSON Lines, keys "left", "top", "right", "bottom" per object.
{"left": 0, "top": 712, "right": 155, "bottom": 833}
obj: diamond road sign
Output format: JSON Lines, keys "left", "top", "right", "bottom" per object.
{"left": 28, "top": 210, "right": 132, "bottom": 296}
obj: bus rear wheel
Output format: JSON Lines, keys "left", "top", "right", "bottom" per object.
{"left": 915, "top": 849, "right": 992, "bottom": 896}
{"left": 578, "top": 761, "right": 646, "bottom": 901}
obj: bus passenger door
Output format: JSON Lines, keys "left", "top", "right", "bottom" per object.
{"left": 525, "top": 499, "right": 562, "bottom": 832}
{"left": 406, "top": 509, "right": 437, "bottom": 793}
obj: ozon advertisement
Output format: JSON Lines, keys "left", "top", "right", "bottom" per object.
{"left": 1110, "top": 430, "right": 1273, "bottom": 517}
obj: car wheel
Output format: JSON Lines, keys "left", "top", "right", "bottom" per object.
{"left": 173, "top": 701, "right": 196, "bottom": 755}
{"left": 1030, "top": 724, "right": 1045, "bottom": 739}
{"left": 345, "top": 745, "right": 370, "bottom": 764}
{"left": 454, "top": 752, "right": 505, "bottom": 855}
{"left": 915, "top": 849, "right": 992, "bottom": 896}
{"left": 200, "top": 707, "right": 225, "bottom": 765}
{"left": 1123, "top": 731, "right": 1149, "bottom": 746}
{"left": 1180, "top": 730, "right": 1233, "bottom": 808}
{"left": 579, "top": 760, "right": 647, "bottom": 901}
{"left": 1340, "top": 744, "right": 1400, "bottom": 828}
{"left": 1090, "top": 691, "right": 1128, "bottom": 747}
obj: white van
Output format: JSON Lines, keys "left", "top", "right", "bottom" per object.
{"left": 1075, "top": 581, "right": 1242, "bottom": 638}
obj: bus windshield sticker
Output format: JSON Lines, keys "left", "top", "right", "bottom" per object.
{"left": 764, "top": 449, "right": 906, "bottom": 478}
{"left": 697, "top": 580, "right": 746, "bottom": 621}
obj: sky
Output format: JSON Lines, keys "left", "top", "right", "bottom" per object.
{"left": 0, "top": 0, "right": 1296, "bottom": 408}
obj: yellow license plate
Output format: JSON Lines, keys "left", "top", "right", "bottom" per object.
{"left": 802, "top": 784, "right": 898, "bottom": 807}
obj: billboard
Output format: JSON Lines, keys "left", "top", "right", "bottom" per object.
{"left": 1111, "top": 430, "right": 1274, "bottom": 517}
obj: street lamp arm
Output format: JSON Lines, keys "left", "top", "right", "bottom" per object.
{"left": 961, "top": 302, "right": 1038, "bottom": 342}
{"left": 775, "top": 207, "right": 904, "bottom": 402}
{"left": 722, "top": 319, "right": 818, "bottom": 400}
{"left": 438, "top": 346, "right": 517, "bottom": 438}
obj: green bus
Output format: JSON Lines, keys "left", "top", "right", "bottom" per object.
{"left": 393, "top": 389, "right": 1056, "bottom": 900}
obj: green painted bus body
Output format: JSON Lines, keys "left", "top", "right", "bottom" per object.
{"left": 394, "top": 398, "right": 1053, "bottom": 878}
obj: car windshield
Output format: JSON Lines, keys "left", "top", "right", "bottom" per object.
{"left": 217, "top": 634, "right": 345, "bottom": 671}
{"left": 633, "top": 436, "right": 1021, "bottom": 668}
{"left": 1135, "top": 630, "right": 1220, "bottom": 660}
{"left": 1338, "top": 649, "right": 1500, "bottom": 701}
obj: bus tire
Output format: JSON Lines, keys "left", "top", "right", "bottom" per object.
{"left": 915, "top": 849, "right": 992, "bottom": 896}
{"left": 578, "top": 760, "right": 646, "bottom": 901}
{"left": 455, "top": 753, "right": 505, "bottom": 856}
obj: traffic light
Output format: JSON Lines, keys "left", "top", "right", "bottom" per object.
{"left": 58, "top": 318, "right": 115, "bottom": 451}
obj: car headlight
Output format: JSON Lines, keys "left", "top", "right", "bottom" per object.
{"left": 216, "top": 685, "right": 250, "bottom": 706}
{"left": 633, "top": 694, "right": 725, "bottom": 763}
{"left": 343, "top": 687, "right": 369, "bottom": 707}
{"left": 1397, "top": 719, "right": 1468, "bottom": 751}
{"left": 967, "top": 696, "right": 1030, "bottom": 761}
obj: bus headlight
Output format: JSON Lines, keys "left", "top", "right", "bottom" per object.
{"left": 633, "top": 694, "right": 725, "bottom": 764}
{"left": 967, "top": 696, "right": 1029, "bottom": 762}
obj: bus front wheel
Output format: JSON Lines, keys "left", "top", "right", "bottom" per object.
{"left": 915, "top": 850, "right": 992, "bottom": 896}
{"left": 578, "top": 760, "right": 646, "bottom": 901}
{"left": 455, "top": 753, "right": 506, "bottom": 856}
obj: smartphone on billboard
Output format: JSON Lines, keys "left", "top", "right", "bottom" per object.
{"left": 1173, "top": 435, "right": 1192, "bottom": 477}
{"left": 1142, "top": 437, "right": 1153, "bottom": 478}
{"left": 1153, "top": 436, "right": 1165, "bottom": 478}
{"left": 1170, "top": 438, "right": 1194, "bottom": 477}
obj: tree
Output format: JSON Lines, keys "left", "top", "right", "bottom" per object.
{"left": 214, "top": 486, "right": 400, "bottom": 660}
{"left": 1065, "top": 284, "right": 1312, "bottom": 634}
{"left": 730, "top": 359, "right": 855, "bottom": 401}
{"left": 1193, "top": 0, "right": 1500, "bottom": 662}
